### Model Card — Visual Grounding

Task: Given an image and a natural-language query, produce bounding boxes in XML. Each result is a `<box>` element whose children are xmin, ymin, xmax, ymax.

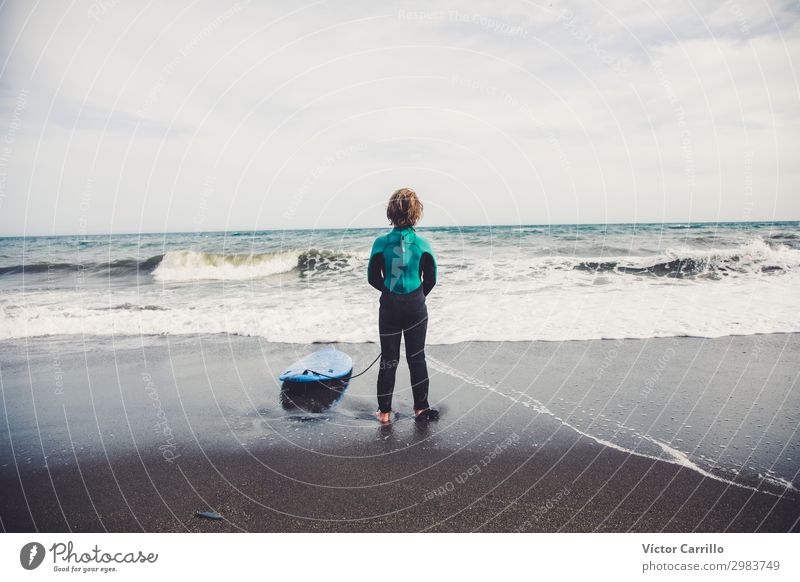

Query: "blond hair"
<box><xmin>386</xmin><ymin>188</ymin><xmax>423</xmax><ymax>227</ymax></box>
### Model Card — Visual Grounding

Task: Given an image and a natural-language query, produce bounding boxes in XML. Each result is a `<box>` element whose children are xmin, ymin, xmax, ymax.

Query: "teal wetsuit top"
<box><xmin>367</xmin><ymin>226</ymin><xmax>437</xmax><ymax>295</ymax></box>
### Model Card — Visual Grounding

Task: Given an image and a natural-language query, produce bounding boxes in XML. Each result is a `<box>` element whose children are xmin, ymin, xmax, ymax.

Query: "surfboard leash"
<box><xmin>304</xmin><ymin>352</ymin><xmax>382</xmax><ymax>380</ymax></box>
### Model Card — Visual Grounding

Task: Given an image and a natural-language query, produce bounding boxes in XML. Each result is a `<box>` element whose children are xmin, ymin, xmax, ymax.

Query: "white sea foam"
<box><xmin>152</xmin><ymin>250</ymin><xmax>299</xmax><ymax>281</ymax></box>
<box><xmin>1</xmin><ymin>266</ymin><xmax>799</xmax><ymax>342</ymax></box>
<box><xmin>659</xmin><ymin>237</ymin><xmax>800</xmax><ymax>272</ymax></box>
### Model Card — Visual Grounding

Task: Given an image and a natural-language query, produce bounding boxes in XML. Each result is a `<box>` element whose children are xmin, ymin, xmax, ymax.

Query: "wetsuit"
<box><xmin>367</xmin><ymin>226</ymin><xmax>437</xmax><ymax>413</ymax></box>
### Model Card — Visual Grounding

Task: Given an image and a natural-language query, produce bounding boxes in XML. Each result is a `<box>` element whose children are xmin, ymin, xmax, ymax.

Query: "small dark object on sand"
<box><xmin>195</xmin><ymin>511</ymin><xmax>224</xmax><ymax>521</ymax></box>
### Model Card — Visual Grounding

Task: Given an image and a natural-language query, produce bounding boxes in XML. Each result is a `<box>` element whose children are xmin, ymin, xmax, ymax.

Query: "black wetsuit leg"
<box><xmin>377</xmin><ymin>297</ymin><xmax>402</xmax><ymax>413</ymax></box>
<box><xmin>403</xmin><ymin>302</ymin><xmax>430</xmax><ymax>411</ymax></box>
<box><xmin>376</xmin><ymin>287</ymin><xmax>430</xmax><ymax>413</ymax></box>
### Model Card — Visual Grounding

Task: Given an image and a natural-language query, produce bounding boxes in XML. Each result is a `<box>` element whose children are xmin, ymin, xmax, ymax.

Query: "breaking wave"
<box><xmin>0</xmin><ymin>249</ymin><xmax>365</xmax><ymax>282</ymax></box>
<box><xmin>0</xmin><ymin>256</ymin><xmax>164</xmax><ymax>277</ymax></box>
<box><xmin>151</xmin><ymin>248</ymin><xmax>363</xmax><ymax>281</ymax></box>
<box><xmin>575</xmin><ymin>238</ymin><xmax>800</xmax><ymax>279</ymax></box>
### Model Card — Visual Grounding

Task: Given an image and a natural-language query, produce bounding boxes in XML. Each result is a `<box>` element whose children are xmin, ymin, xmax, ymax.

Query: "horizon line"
<box><xmin>1</xmin><ymin>218</ymin><xmax>799</xmax><ymax>239</ymax></box>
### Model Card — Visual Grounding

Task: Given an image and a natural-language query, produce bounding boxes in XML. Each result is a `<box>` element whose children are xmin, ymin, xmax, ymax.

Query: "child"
<box><xmin>368</xmin><ymin>188</ymin><xmax>439</xmax><ymax>424</ymax></box>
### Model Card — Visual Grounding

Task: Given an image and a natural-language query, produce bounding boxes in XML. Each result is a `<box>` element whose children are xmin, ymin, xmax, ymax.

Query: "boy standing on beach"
<box><xmin>367</xmin><ymin>188</ymin><xmax>439</xmax><ymax>424</ymax></box>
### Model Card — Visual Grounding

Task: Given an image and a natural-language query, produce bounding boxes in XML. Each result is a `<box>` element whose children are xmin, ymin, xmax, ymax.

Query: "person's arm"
<box><xmin>368</xmin><ymin>252</ymin><xmax>385</xmax><ymax>292</ymax></box>
<box><xmin>420</xmin><ymin>252</ymin><xmax>436</xmax><ymax>296</ymax></box>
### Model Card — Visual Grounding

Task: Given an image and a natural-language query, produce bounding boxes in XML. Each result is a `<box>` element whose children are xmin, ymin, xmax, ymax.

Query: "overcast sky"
<box><xmin>0</xmin><ymin>0</ymin><xmax>798</xmax><ymax>235</ymax></box>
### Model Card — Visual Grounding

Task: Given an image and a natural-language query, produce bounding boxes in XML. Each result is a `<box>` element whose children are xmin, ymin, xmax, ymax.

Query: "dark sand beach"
<box><xmin>1</xmin><ymin>334</ymin><xmax>798</xmax><ymax>532</ymax></box>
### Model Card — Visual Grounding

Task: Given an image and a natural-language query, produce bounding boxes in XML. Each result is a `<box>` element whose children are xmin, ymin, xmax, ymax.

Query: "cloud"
<box><xmin>0</xmin><ymin>0</ymin><xmax>797</xmax><ymax>235</ymax></box>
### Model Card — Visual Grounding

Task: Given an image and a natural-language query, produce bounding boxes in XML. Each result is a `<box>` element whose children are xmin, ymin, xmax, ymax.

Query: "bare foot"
<box><xmin>376</xmin><ymin>411</ymin><xmax>392</xmax><ymax>424</ymax></box>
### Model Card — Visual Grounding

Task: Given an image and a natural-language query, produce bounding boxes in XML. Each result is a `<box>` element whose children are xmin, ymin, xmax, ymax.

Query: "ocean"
<box><xmin>1</xmin><ymin>221</ymin><xmax>798</xmax><ymax>343</ymax></box>
<box><xmin>1</xmin><ymin>221</ymin><xmax>798</xmax><ymax>501</ymax></box>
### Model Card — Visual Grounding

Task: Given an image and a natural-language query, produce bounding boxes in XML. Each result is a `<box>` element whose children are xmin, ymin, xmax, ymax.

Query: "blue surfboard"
<box><xmin>279</xmin><ymin>348</ymin><xmax>353</xmax><ymax>383</ymax></box>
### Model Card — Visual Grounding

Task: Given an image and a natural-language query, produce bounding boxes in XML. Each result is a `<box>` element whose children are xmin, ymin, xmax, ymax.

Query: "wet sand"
<box><xmin>1</xmin><ymin>334</ymin><xmax>798</xmax><ymax>532</ymax></box>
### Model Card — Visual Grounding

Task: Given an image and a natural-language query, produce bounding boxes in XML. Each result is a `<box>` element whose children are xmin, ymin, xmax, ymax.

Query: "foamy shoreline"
<box><xmin>3</xmin><ymin>224</ymin><xmax>799</xmax><ymax>342</ymax></box>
